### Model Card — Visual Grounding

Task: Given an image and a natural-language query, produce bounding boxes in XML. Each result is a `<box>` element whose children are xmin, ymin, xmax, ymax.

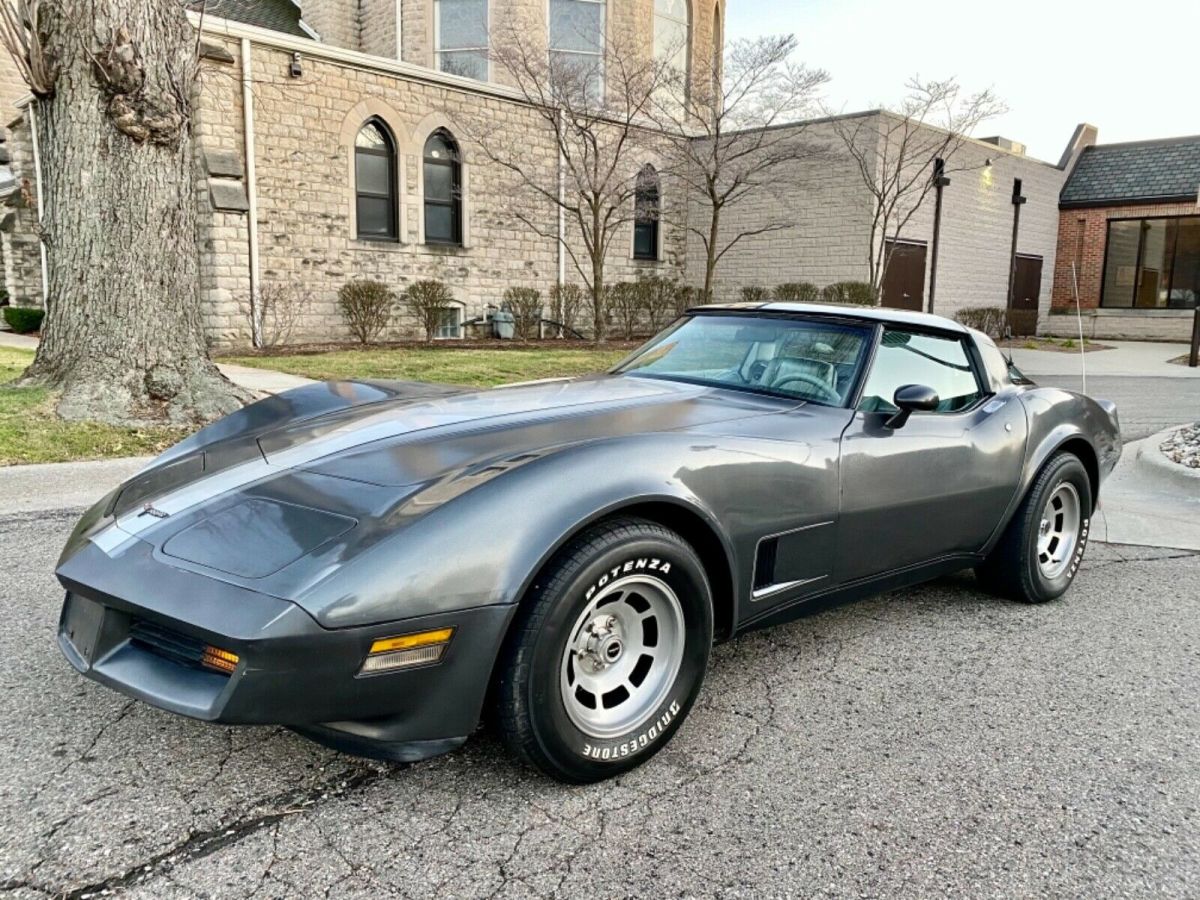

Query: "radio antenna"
<box><xmin>1071</xmin><ymin>262</ymin><xmax>1087</xmax><ymax>396</ymax></box>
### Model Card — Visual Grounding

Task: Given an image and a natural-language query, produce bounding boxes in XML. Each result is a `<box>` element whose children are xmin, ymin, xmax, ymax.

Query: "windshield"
<box><xmin>614</xmin><ymin>314</ymin><xmax>873</xmax><ymax>407</ymax></box>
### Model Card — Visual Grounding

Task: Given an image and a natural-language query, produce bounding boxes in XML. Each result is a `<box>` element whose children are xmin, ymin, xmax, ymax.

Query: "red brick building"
<box><xmin>1047</xmin><ymin>135</ymin><xmax>1200</xmax><ymax>341</ymax></box>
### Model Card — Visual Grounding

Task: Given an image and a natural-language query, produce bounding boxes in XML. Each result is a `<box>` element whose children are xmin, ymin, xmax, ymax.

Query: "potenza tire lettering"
<box><xmin>52</xmin><ymin>305</ymin><xmax>1120</xmax><ymax>782</ymax></box>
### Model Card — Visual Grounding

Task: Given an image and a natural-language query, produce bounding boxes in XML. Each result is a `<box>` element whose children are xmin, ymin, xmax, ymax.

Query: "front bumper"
<box><xmin>57</xmin><ymin>538</ymin><xmax>515</xmax><ymax>760</ymax></box>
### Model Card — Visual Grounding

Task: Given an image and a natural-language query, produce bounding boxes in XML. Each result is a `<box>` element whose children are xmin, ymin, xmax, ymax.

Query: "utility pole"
<box><xmin>927</xmin><ymin>157</ymin><xmax>950</xmax><ymax>314</ymax></box>
<box><xmin>1006</xmin><ymin>177</ymin><xmax>1026</xmax><ymax>310</ymax></box>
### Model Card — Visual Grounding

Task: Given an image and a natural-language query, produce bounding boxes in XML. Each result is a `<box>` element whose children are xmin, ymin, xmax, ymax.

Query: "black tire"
<box><xmin>976</xmin><ymin>452</ymin><xmax>1093</xmax><ymax>603</ymax></box>
<box><xmin>496</xmin><ymin>517</ymin><xmax>713</xmax><ymax>783</ymax></box>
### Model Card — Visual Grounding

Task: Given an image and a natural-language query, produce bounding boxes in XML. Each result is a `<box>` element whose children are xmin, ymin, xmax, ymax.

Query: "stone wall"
<box><xmin>1</xmin><ymin>114</ymin><xmax>43</xmax><ymax>309</ymax></box>
<box><xmin>192</xmin><ymin>35</ymin><xmax>685</xmax><ymax>348</ymax></box>
<box><xmin>195</xmin><ymin>40</ymin><xmax>254</xmax><ymax>348</ymax></box>
<box><xmin>301</xmin><ymin>0</ymin><xmax>360</xmax><ymax>49</ymax></box>
<box><xmin>0</xmin><ymin>48</ymin><xmax>27</xmax><ymax>127</ymax></box>
<box><xmin>359</xmin><ymin>0</ymin><xmax>400</xmax><ymax>58</ymax></box>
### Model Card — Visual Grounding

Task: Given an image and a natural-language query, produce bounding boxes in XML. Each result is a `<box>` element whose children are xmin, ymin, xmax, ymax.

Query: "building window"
<box><xmin>633</xmin><ymin>164</ymin><xmax>660</xmax><ymax>261</ymax></box>
<box><xmin>435</xmin><ymin>306</ymin><xmax>463</xmax><ymax>339</ymax></box>
<box><xmin>1101</xmin><ymin>216</ymin><xmax>1200</xmax><ymax>309</ymax></box>
<box><xmin>355</xmin><ymin>119</ymin><xmax>397</xmax><ymax>241</ymax></box>
<box><xmin>423</xmin><ymin>130</ymin><xmax>463</xmax><ymax>246</ymax></box>
<box><xmin>549</xmin><ymin>0</ymin><xmax>605</xmax><ymax>100</ymax></box>
<box><xmin>654</xmin><ymin>0</ymin><xmax>691</xmax><ymax>84</ymax></box>
<box><xmin>435</xmin><ymin>0</ymin><xmax>489</xmax><ymax>81</ymax></box>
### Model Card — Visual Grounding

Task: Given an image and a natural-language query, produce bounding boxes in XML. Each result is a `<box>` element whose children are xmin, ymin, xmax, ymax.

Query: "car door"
<box><xmin>836</xmin><ymin>326</ymin><xmax>1028</xmax><ymax>583</ymax></box>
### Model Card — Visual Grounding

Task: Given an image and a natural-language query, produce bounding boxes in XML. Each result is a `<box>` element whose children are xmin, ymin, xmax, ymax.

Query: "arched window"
<box><xmin>355</xmin><ymin>119</ymin><xmax>397</xmax><ymax>241</ymax></box>
<box><xmin>633</xmin><ymin>164</ymin><xmax>660</xmax><ymax>261</ymax></box>
<box><xmin>435</xmin><ymin>0</ymin><xmax>489</xmax><ymax>81</ymax></box>
<box><xmin>654</xmin><ymin>0</ymin><xmax>691</xmax><ymax>83</ymax></box>
<box><xmin>549</xmin><ymin>0</ymin><xmax>606</xmax><ymax>100</ymax></box>
<box><xmin>423</xmin><ymin>130</ymin><xmax>462</xmax><ymax>246</ymax></box>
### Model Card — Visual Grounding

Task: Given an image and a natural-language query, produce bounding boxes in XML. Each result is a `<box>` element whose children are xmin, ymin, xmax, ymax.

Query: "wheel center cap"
<box><xmin>600</xmin><ymin>636</ymin><xmax>623</xmax><ymax>663</ymax></box>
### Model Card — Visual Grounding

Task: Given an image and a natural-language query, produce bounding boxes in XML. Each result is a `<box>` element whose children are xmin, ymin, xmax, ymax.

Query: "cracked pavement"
<box><xmin>2</xmin><ymin>511</ymin><xmax>1197</xmax><ymax>898</ymax></box>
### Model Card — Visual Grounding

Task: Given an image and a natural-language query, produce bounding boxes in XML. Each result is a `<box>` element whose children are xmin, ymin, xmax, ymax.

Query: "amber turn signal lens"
<box><xmin>369</xmin><ymin>628</ymin><xmax>455</xmax><ymax>655</ymax></box>
<box><xmin>201</xmin><ymin>645</ymin><xmax>240</xmax><ymax>674</ymax></box>
<box><xmin>361</xmin><ymin>627</ymin><xmax>455</xmax><ymax>675</ymax></box>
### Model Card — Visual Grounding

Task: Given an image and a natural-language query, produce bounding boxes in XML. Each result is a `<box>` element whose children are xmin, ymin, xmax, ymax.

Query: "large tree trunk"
<box><xmin>19</xmin><ymin>0</ymin><xmax>248</xmax><ymax>425</ymax></box>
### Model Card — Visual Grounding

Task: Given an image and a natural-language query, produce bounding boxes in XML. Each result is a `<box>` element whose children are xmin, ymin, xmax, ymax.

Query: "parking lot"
<box><xmin>2</xmin><ymin>509</ymin><xmax>1197</xmax><ymax>898</ymax></box>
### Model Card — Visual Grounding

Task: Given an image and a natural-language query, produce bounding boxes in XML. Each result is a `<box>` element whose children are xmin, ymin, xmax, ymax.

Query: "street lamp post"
<box><xmin>927</xmin><ymin>158</ymin><xmax>950</xmax><ymax>314</ymax></box>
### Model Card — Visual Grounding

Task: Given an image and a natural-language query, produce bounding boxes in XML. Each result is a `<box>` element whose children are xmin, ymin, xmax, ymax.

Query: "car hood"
<box><xmin>260</xmin><ymin>375</ymin><xmax>774</xmax><ymax>486</ymax></box>
<box><xmin>72</xmin><ymin>375</ymin><xmax>791</xmax><ymax>609</ymax></box>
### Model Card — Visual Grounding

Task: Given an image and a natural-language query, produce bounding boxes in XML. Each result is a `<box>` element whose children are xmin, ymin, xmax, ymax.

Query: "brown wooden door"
<box><xmin>881</xmin><ymin>240</ymin><xmax>927</xmax><ymax>311</ymax></box>
<box><xmin>1009</xmin><ymin>254</ymin><xmax>1042</xmax><ymax>335</ymax></box>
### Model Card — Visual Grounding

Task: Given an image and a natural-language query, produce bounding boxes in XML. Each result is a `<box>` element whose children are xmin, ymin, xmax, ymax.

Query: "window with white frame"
<box><xmin>549</xmin><ymin>0</ymin><xmax>605</xmax><ymax>101</ymax></box>
<box><xmin>436</xmin><ymin>0</ymin><xmax>489</xmax><ymax>81</ymax></box>
<box><xmin>435</xmin><ymin>306</ymin><xmax>463</xmax><ymax>339</ymax></box>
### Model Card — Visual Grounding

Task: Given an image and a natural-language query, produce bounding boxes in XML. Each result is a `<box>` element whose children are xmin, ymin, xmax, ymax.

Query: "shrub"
<box><xmin>608</xmin><ymin>282</ymin><xmax>646</xmax><ymax>341</ymax></box>
<box><xmin>3</xmin><ymin>306</ymin><xmax>44</xmax><ymax>334</ymax></box>
<box><xmin>740</xmin><ymin>286</ymin><xmax>770</xmax><ymax>303</ymax></box>
<box><xmin>338</xmin><ymin>279</ymin><xmax>395</xmax><ymax>344</ymax></box>
<box><xmin>953</xmin><ymin>306</ymin><xmax>1009</xmax><ymax>338</ymax></box>
<box><xmin>254</xmin><ymin>282</ymin><xmax>313</xmax><ymax>348</ymax></box>
<box><xmin>548</xmin><ymin>283</ymin><xmax>585</xmax><ymax>337</ymax></box>
<box><xmin>820</xmin><ymin>281</ymin><xmax>876</xmax><ymax>306</ymax></box>
<box><xmin>674</xmin><ymin>284</ymin><xmax>699</xmax><ymax>316</ymax></box>
<box><xmin>403</xmin><ymin>279</ymin><xmax>455</xmax><ymax>341</ymax></box>
<box><xmin>503</xmin><ymin>286</ymin><xmax>543</xmax><ymax>340</ymax></box>
<box><xmin>641</xmin><ymin>276</ymin><xmax>679</xmax><ymax>333</ymax></box>
<box><xmin>773</xmin><ymin>282</ymin><xmax>820</xmax><ymax>303</ymax></box>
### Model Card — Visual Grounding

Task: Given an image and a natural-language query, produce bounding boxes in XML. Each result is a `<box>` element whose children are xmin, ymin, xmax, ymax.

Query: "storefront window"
<box><xmin>1101</xmin><ymin>216</ymin><xmax>1200</xmax><ymax>309</ymax></box>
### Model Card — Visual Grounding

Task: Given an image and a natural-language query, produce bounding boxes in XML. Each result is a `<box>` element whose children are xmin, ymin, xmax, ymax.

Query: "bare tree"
<box><xmin>0</xmin><ymin>0</ymin><xmax>249</xmax><ymax>425</ymax></box>
<box><xmin>478</xmin><ymin>17</ymin><xmax>671</xmax><ymax>342</ymax></box>
<box><xmin>824</xmin><ymin>77</ymin><xmax>1006</xmax><ymax>298</ymax></box>
<box><xmin>655</xmin><ymin>35</ymin><xmax>829</xmax><ymax>301</ymax></box>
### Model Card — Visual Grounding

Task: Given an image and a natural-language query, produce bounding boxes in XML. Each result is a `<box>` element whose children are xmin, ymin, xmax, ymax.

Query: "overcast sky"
<box><xmin>726</xmin><ymin>0</ymin><xmax>1200</xmax><ymax>162</ymax></box>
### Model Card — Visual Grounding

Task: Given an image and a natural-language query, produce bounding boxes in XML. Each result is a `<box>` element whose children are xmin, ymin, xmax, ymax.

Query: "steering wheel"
<box><xmin>771</xmin><ymin>372</ymin><xmax>842</xmax><ymax>404</ymax></box>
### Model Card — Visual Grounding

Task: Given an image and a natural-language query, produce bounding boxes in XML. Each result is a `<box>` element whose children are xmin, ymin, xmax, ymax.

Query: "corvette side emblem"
<box><xmin>139</xmin><ymin>504</ymin><xmax>170</xmax><ymax>519</ymax></box>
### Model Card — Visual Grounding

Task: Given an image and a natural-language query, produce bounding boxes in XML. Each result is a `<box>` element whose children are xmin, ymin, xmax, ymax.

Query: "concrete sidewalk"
<box><xmin>1096</xmin><ymin>428</ymin><xmax>1200</xmax><ymax>552</ymax></box>
<box><xmin>1</xmin><ymin>331</ymin><xmax>314</xmax><ymax>396</ymax></box>
<box><xmin>1011</xmin><ymin>339</ymin><xmax>1199</xmax><ymax>378</ymax></box>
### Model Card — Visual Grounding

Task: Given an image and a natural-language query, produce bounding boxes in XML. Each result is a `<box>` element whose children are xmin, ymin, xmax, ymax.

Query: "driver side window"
<box><xmin>858</xmin><ymin>329</ymin><xmax>985</xmax><ymax>414</ymax></box>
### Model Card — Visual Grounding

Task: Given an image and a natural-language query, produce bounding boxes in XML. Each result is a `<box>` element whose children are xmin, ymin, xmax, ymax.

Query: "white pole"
<box><xmin>27</xmin><ymin>103</ymin><xmax>48</xmax><ymax>307</ymax></box>
<box><xmin>1071</xmin><ymin>262</ymin><xmax>1087</xmax><ymax>396</ymax></box>
<box><xmin>241</xmin><ymin>37</ymin><xmax>262</xmax><ymax>348</ymax></box>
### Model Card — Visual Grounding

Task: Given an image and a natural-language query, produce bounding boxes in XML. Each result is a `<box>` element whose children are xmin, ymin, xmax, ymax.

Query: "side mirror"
<box><xmin>885</xmin><ymin>384</ymin><xmax>939</xmax><ymax>429</ymax></box>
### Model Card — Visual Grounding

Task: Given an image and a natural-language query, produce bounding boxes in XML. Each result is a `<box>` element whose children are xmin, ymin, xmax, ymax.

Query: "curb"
<box><xmin>1134</xmin><ymin>426</ymin><xmax>1200</xmax><ymax>492</ymax></box>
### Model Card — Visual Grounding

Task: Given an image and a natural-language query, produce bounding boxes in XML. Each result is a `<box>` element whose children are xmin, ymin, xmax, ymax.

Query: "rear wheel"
<box><xmin>496</xmin><ymin>517</ymin><xmax>713</xmax><ymax>783</ymax></box>
<box><xmin>976</xmin><ymin>452</ymin><xmax>1093</xmax><ymax>603</ymax></box>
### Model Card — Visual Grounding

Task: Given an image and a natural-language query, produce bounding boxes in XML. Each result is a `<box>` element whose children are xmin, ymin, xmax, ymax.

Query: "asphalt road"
<box><xmin>2</xmin><ymin>512</ymin><xmax>1198</xmax><ymax>898</ymax></box>
<box><xmin>1021</xmin><ymin>374</ymin><xmax>1200</xmax><ymax>442</ymax></box>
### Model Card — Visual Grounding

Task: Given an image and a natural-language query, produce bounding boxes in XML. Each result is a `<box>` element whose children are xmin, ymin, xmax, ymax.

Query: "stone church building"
<box><xmin>0</xmin><ymin>0</ymin><xmax>722</xmax><ymax>348</ymax></box>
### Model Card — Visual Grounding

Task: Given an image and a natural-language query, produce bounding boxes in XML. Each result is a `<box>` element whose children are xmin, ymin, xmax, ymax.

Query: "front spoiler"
<box><xmin>56</xmin><ymin>538</ymin><xmax>516</xmax><ymax>761</ymax></box>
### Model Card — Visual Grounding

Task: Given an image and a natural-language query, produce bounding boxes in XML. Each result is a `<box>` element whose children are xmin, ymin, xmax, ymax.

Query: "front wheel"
<box><xmin>976</xmin><ymin>452</ymin><xmax>1093</xmax><ymax>603</ymax></box>
<box><xmin>496</xmin><ymin>517</ymin><xmax>713</xmax><ymax>783</ymax></box>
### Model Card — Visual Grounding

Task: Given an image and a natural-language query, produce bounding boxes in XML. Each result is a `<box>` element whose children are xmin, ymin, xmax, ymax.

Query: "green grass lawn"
<box><xmin>0</xmin><ymin>347</ymin><xmax>188</xmax><ymax>465</ymax></box>
<box><xmin>223</xmin><ymin>346</ymin><xmax>630</xmax><ymax>388</ymax></box>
